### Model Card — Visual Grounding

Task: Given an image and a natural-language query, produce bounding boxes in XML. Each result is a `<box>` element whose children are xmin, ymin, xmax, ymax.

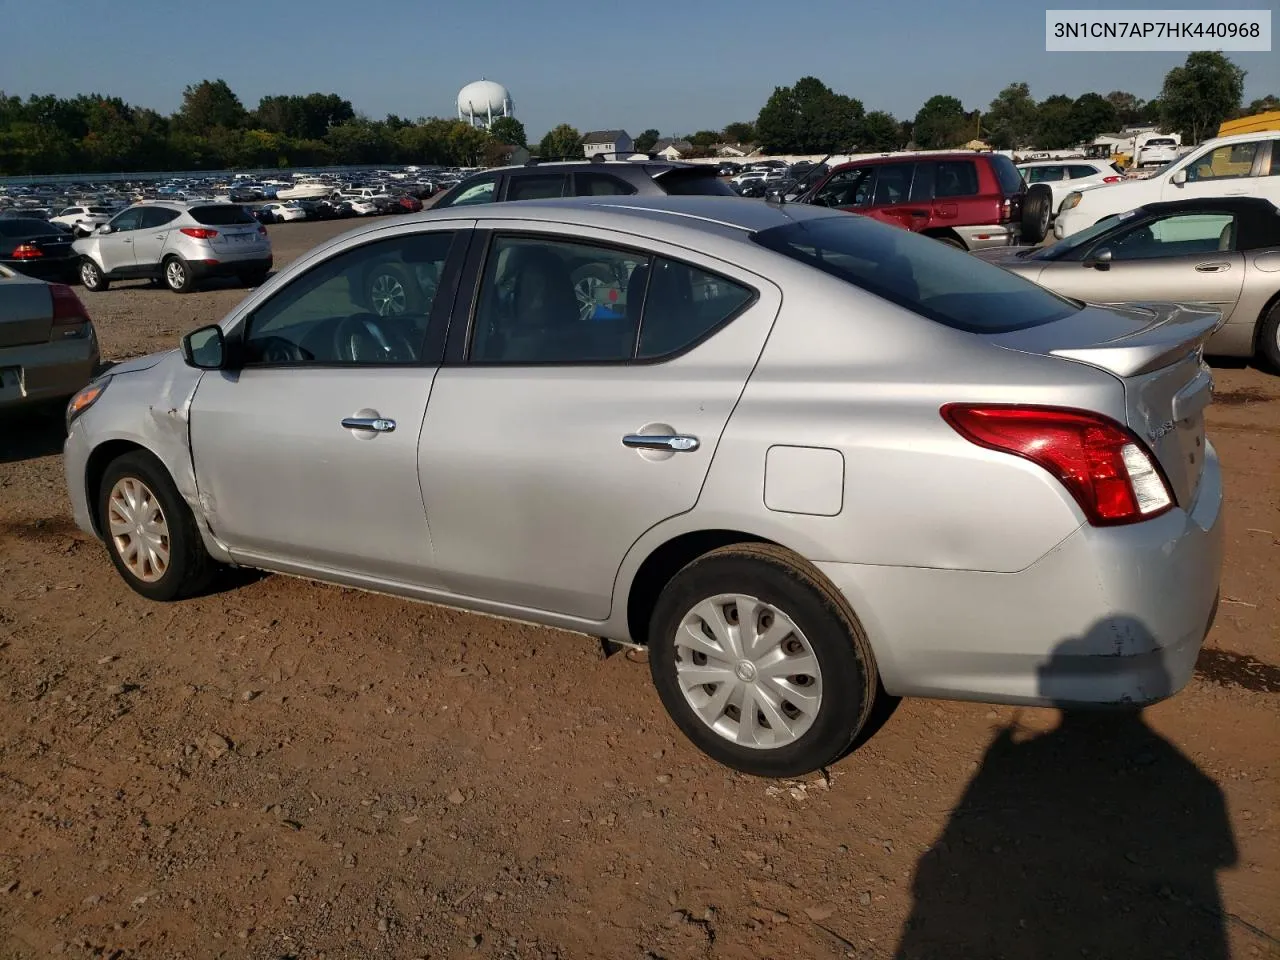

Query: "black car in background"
<box><xmin>0</xmin><ymin>217</ymin><xmax>79</xmax><ymax>283</ymax></box>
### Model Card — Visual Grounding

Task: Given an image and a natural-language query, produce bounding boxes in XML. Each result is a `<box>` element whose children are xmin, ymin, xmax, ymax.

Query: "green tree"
<box><xmin>985</xmin><ymin>83</ymin><xmax>1039</xmax><ymax>149</ymax></box>
<box><xmin>859</xmin><ymin>110</ymin><xmax>900</xmax><ymax>151</ymax></box>
<box><xmin>756</xmin><ymin>77</ymin><xmax>861</xmax><ymax>154</ymax></box>
<box><xmin>1243</xmin><ymin>94</ymin><xmax>1279</xmax><ymax>116</ymax></box>
<box><xmin>489</xmin><ymin>116</ymin><xmax>527</xmax><ymax>147</ymax></box>
<box><xmin>913</xmin><ymin>95</ymin><xmax>968</xmax><ymax>149</ymax></box>
<box><xmin>1068</xmin><ymin>92</ymin><xmax>1117</xmax><ymax>144</ymax></box>
<box><xmin>689</xmin><ymin>129</ymin><xmax>721</xmax><ymax>148</ymax></box>
<box><xmin>537</xmin><ymin>123</ymin><xmax>581</xmax><ymax>159</ymax></box>
<box><xmin>176</xmin><ymin>79</ymin><xmax>247</xmax><ymax>135</ymax></box>
<box><xmin>1035</xmin><ymin>95</ymin><xmax>1076</xmax><ymax>149</ymax></box>
<box><xmin>1159</xmin><ymin>51</ymin><xmax>1245</xmax><ymax>144</ymax></box>
<box><xmin>1105</xmin><ymin>91</ymin><xmax>1144</xmax><ymax>127</ymax></box>
<box><xmin>633</xmin><ymin>128</ymin><xmax>660</xmax><ymax>152</ymax></box>
<box><xmin>722</xmin><ymin>120</ymin><xmax>756</xmax><ymax>143</ymax></box>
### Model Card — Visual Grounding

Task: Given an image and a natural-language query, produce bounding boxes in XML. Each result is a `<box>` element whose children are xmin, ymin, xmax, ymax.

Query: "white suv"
<box><xmin>51</xmin><ymin>205</ymin><xmax>114</xmax><ymax>236</ymax></box>
<box><xmin>1017</xmin><ymin>160</ymin><xmax>1124</xmax><ymax>214</ymax></box>
<box><xmin>73</xmin><ymin>202</ymin><xmax>273</xmax><ymax>293</ymax></box>
<box><xmin>1055</xmin><ymin>131</ymin><xmax>1280</xmax><ymax>239</ymax></box>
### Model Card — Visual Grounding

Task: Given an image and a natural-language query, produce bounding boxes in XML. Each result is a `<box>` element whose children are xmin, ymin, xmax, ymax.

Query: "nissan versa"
<box><xmin>63</xmin><ymin>196</ymin><xmax>1223</xmax><ymax>778</ymax></box>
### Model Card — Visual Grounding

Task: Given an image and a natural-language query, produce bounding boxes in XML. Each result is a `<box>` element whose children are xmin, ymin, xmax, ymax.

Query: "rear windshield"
<box><xmin>0</xmin><ymin>219</ymin><xmax>61</xmax><ymax>237</ymax></box>
<box><xmin>989</xmin><ymin>154</ymin><xmax>1026</xmax><ymax>195</ymax></box>
<box><xmin>189</xmin><ymin>205</ymin><xmax>257</xmax><ymax>226</ymax></box>
<box><xmin>752</xmin><ymin>216</ymin><xmax>1079</xmax><ymax>334</ymax></box>
<box><xmin>653</xmin><ymin>168</ymin><xmax>735</xmax><ymax>196</ymax></box>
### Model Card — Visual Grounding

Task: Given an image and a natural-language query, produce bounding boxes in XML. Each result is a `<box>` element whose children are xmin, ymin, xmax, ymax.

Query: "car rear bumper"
<box><xmin>818</xmin><ymin>440</ymin><xmax>1223</xmax><ymax>708</ymax></box>
<box><xmin>952</xmin><ymin>224</ymin><xmax>1019</xmax><ymax>251</ymax></box>
<box><xmin>188</xmin><ymin>255</ymin><xmax>272</xmax><ymax>279</ymax></box>
<box><xmin>1</xmin><ymin>257</ymin><xmax>80</xmax><ymax>285</ymax></box>
<box><xmin>0</xmin><ymin>328</ymin><xmax>99</xmax><ymax>410</ymax></box>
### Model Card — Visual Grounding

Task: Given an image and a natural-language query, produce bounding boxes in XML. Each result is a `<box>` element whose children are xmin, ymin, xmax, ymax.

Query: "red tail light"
<box><xmin>258</xmin><ymin>225</ymin><xmax>268</xmax><ymax>237</ymax></box>
<box><xmin>180</xmin><ymin>227</ymin><xmax>218</xmax><ymax>239</ymax></box>
<box><xmin>49</xmin><ymin>283</ymin><xmax>90</xmax><ymax>325</ymax></box>
<box><xmin>941</xmin><ymin>404</ymin><xmax>1174</xmax><ymax>526</ymax></box>
<box><xmin>1102</xmin><ymin>175</ymin><xmax>1122</xmax><ymax>183</ymax></box>
<box><xmin>11</xmin><ymin>243</ymin><xmax>42</xmax><ymax>259</ymax></box>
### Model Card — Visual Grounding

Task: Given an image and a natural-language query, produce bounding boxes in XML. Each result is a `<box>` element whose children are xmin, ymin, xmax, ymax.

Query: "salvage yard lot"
<box><xmin>1</xmin><ymin>217</ymin><xmax>1277</xmax><ymax>959</ymax></box>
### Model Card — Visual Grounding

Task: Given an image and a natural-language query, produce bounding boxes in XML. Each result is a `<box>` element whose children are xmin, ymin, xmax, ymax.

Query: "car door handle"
<box><xmin>1195</xmin><ymin>262</ymin><xmax>1230</xmax><ymax>273</ymax></box>
<box><xmin>623</xmin><ymin>434</ymin><xmax>699</xmax><ymax>452</ymax></box>
<box><xmin>341</xmin><ymin>417</ymin><xmax>396</xmax><ymax>432</ymax></box>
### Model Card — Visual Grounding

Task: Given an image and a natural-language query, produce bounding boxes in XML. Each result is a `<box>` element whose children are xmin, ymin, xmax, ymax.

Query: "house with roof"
<box><xmin>712</xmin><ymin>142</ymin><xmax>759</xmax><ymax>158</ymax></box>
<box><xmin>651</xmin><ymin>138</ymin><xmax>694</xmax><ymax>160</ymax></box>
<box><xmin>581</xmin><ymin>129</ymin><xmax>633</xmax><ymax>158</ymax></box>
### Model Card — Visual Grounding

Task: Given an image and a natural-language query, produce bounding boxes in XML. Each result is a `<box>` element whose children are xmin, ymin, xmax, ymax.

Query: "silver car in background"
<box><xmin>62</xmin><ymin>197</ymin><xmax>1223</xmax><ymax>777</ymax></box>
<box><xmin>73</xmin><ymin>201</ymin><xmax>273</xmax><ymax>293</ymax></box>
<box><xmin>0</xmin><ymin>267</ymin><xmax>98</xmax><ymax>410</ymax></box>
<box><xmin>976</xmin><ymin>196</ymin><xmax>1280</xmax><ymax>369</ymax></box>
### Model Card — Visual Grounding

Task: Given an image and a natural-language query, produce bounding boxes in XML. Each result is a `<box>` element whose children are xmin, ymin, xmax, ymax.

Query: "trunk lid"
<box><xmin>0</xmin><ymin>271</ymin><xmax>54</xmax><ymax>347</ymax></box>
<box><xmin>988</xmin><ymin>301</ymin><xmax>1221</xmax><ymax>509</ymax></box>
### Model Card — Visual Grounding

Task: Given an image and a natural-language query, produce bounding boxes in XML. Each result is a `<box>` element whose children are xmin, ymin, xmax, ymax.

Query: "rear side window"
<box><xmin>1023</xmin><ymin>166</ymin><xmax>1064</xmax><ymax>183</ymax></box>
<box><xmin>989</xmin><ymin>155</ymin><xmax>1025</xmax><ymax>196</ymax></box>
<box><xmin>508</xmin><ymin>174</ymin><xmax>568</xmax><ymax>201</ymax></box>
<box><xmin>1068</xmin><ymin>165</ymin><xmax>1102</xmax><ymax>179</ymax></box>
<box><xmin>871</xmin><ymin>163</ymin><xmax>914</xmax><ymax>205</ymax></box>
<box><xmin>141</xmin><ymin>207</ymin><xmax>180</xmax><ymax>228</ymax></box>
<box><xmin>637</xmin><ymin>258</ymin><xmax>754</xmax><ymax>358</ymax></box>
<box><xmin>934</xmin><ymin>161</ymin><xmax>979</xmax><ymax>198</ymax></box>
<box><xmin>654</xmin><ymin>169</ymin><xmax>735</xmax><ymax>196</ymax></box>
<box><xmin>189</xmin><ymin>205</ymin><xmax>255</xmax><ymax>226</ymax></box>
<box><xmin>752</xmin><ymin>215</ymin><xmax>1078</xmax><ymax>334</ymax></box>
<box><xmin>574</xmin><ymin>173</ymin><xmax>637</xmax><ymax>196</ymax></box>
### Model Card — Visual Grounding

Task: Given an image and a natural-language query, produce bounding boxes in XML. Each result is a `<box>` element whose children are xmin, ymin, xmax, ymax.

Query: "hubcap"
<box><xmin>575</xmin><ymin>277</ymin><xmax>603</xmax><ymax>322</ymax></box>
<box><xmin>82</xmin><ymin>262</ymin><xmax>98</xmax><ymax>284</ymax></box>
<box><xmin>673</xmin><ymin>594</ymin><xmax>823</xmax><ymax>749</ymax></box>
<box><xmin>166</xmin><ymin>261</ymin><xmax>184</xmax><ymax>288</ymax></box>
<box><xmin>370</xmin><ymin>273</ymin><xmax>406</xmax><ymax>316</ymax></box>
<box><xmin>107</xmin><ymin>477</ymin><xmax>170</xmax><ymax>583</ymax></box>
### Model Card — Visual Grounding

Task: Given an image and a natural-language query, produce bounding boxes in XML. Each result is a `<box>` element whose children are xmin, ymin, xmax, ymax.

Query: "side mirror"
<box><xmin>181</xmin><ymin>324</ymin><xmax>226</xmax><ymax>369</ymax></box>
<box><xmin>1086</xmin><ymin>247</ymin><xmax>1113</xmax><ymax>270</ymax></box>
<box><xmin>97</xmin><ymin>224</ymin><xmax>113</xmax><ymax>235</ymax></box>
<box><xmin>1171</xmin><ymin>169</ymin><xmax>1187</xmax><ymax>186</ymax></box>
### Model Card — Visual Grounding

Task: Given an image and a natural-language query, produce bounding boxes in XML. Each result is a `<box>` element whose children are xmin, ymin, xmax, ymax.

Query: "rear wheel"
<box><xmin>363</xmin><ymin>262</ymin><xmax>424</xmax><ymax>317</ymax></box>
<box><xmin>647</xmin><ymin>544</ymin><xmax>878</xmax><ymax>778</ymax></box>
<box><xmin>1021</xmin><ymin>184</ymin><xmax>1052</xmax><ymax>244</ymax></box>
<box><xmin>97</xmin><ymin>451</ymin><xmax>215</xmax><ymax>601</ymax></box>
<box><xmin>1258</xmin><ymin>301</ymin><xmax>1280</xmax><ymax>372</ymax></box>
<box><xmin>238</xmin><ymin>269</ymin><xmax>270</xmax><ymax>287</ymax></box>
<box><xmin>163</xmin><ymin>256</ymin><xmax>194</xmax><ymax>293</ymax></box>
<box><xmin>934</xmin><ymin>235</ymin><xmax>966</xmax><ymax>251</ymax></box>
<box><xmin>79</xmin><ymin>258</ymin><xmax>109</xmax><ymax>292</ymax></box>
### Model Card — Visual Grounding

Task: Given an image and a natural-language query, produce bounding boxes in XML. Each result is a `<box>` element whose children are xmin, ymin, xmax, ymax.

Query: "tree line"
<box><xmin>1</xmin><ymin>53</ymin><xmax>1274</xmax><ymax>176</ymax></box>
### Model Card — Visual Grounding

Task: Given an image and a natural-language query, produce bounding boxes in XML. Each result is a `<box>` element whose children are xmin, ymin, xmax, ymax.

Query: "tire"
<box><xmin>238</xmin><ymin>269</ymin><xmax>270</xmax><ymax>288</ymax></box>
<box><xmin>1258</xmin><ymin>300</ymin><xmax>1280</xmax><ymax>373</ymax></box>
<box><xmin>647</xmin><ymin>543</ymin><xmax>878</xmax><ymax>778</ymax></box>
<box><xmin>79</xmin><ymin>258</ymin><xmax>109</xmax><ymax>292</ymax></box>
<box><xmin>934</xmin><ymin>236</ymin><xmax>967</xmax><ymax>251</ymax></box>
<box><xmin>1021</xmin><ymin>185</ymin><xmax>1052</xmax><ymax>244</ymax></box>
<box><xmin>162</xmin><ymin>256</ymin><xmax>194</xmax><ymax>293</ymax></box>
<box><xmin>363</xmin><ymin>262</ymin><xmax>424</xmax><ymax>317</ymax></box>
<box><xmin>96</xmin><ymin>450</ymin><xmax>215</xmax><ymax>602</ymax></box>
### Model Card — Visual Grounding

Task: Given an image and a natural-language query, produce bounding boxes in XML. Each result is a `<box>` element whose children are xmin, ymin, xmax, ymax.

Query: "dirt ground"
<box><xmin>1</xmin><ymin>217</ymin><xmax>1277</xmax><ymax>960</ymax></box>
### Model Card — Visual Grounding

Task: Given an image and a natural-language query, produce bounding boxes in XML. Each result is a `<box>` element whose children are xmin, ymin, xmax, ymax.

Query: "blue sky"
<box><xmin>0</xmin><ymin>0</ymin><xmax>1274</xmax><ymax>138</ymax></box>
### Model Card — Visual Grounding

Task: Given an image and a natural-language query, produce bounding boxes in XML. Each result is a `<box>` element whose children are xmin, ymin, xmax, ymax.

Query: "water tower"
<box><xmin>457</xmin><ymin>79</ymin><xmax>513</xmax><ymax>130</ymax></box>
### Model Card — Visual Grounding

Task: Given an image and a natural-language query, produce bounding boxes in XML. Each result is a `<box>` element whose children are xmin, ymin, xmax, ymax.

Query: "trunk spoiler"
<box><xmin>1044</xmin><ymin>302</ymin><xmax>1224</xmax><ymax>378</ymax></box>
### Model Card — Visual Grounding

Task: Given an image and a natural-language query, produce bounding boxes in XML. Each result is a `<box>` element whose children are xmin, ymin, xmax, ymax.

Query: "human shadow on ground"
<box><xmin>894</xmin><ymin>619</ymin><xmax>1240</xmax><ymax>960</ymax></box>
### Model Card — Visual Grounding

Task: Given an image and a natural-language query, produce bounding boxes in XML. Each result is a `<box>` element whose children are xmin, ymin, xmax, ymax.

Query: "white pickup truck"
<box><xmin>1055</xmin><ymin>130</ymin><xmax>1280</xmax><ymax>239</ymax></box>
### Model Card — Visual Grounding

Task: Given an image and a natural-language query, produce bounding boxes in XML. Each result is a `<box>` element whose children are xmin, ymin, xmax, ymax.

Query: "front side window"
<box><xmin>468</xmin><ymin>235</ymin><xmax>753</xmax><ymax>364</ymax></box>
<box><xmin>934</xmin><ymin>161</ymin><xmax>980</xmax><ymax>198</ymax></box>
<box><xmin>753</xmin><ymin>215</ymin><xmax>1078</xmax><ymax>334</ymax></box>
<box><xmin>814</xmin><ymin>167</ymin><xmax>873</xmax><ymax>207</ymax></box>
<box><xmin>1187</xmin><ymin>142</ymin><xmax>1260</xmax><ymax>181</ymax></box>
<box><xmin>442</xmin><ymin>176</ymin><xmax>497</xmax><ymax>207</ymax></box>
<box><xmin>243</xmin><ymin>231</ymin><xmax>456</xmax><ymax>366</ymax></box>
<box><xmin>109</xmin><ymin>208</ymin><xmax>144</xmax><ymax>232</ymax></box>
<box><xmin>507</xmin><ymin>174</ymin><xmax>568</xmax><ymax>201</ymax></box>
<box><xmin>1105</xmin><ymin>212</ymin><xmax>1237</xmax><ymax>261</ymax></box>
<box><xmin>871</xmin><ymin>163</ymin><xmax>915</xmax><ymax>205</ymax></box>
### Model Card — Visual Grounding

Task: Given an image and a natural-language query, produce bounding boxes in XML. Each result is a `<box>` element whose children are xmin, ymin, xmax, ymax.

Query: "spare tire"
<box><xmin>1021</xmin><ymin>185</ymin><xmax>1052</xmax><ymax>244</ymax></box>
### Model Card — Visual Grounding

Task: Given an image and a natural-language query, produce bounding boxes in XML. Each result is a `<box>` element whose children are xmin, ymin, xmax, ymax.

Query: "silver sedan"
<box><xmin>976</xmin><ymin>197</ymin><xmax>1280</xmax><ymax>369</ymax></box>
<box><xmin>63</xmin><ymin>196</ymin><xmax>1223</xmax><ymax>777</ymax></box>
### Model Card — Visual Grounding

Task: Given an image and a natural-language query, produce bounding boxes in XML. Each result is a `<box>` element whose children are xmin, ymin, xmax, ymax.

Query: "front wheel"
<box><xmin>648</xmin><ymin>544</ymin><xmax>878</xmax><ymax>778</ymax></box>
<box><xmin>97</xmin><ymin>451</ymin><xmax>215</xmax><ymax>601</ymax></box>
<box><xmin>163</xmin><ymin>256</ymin><xmax>194</xmax><ymax>293</ymax></box>
<box><xmin>79</xmin><ymin>258</ymin><xmax>109</xmax><ymax>292</ymax></box>
<box><xmin>1258</xmin><ymin>300</ymin><xmax>1280</xmax><ymax>373</ymax></box>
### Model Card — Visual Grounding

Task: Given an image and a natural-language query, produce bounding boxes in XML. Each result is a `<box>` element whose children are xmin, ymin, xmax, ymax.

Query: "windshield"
<box><xmin>754</xmin><ymin>215</ymin><xmax>1079</xmax><ymax>334</ymax></box>
<box><xmin>1026</xmin><ymin>210</ymin><xmax>1131</xmax><ymax>260</ymax></box>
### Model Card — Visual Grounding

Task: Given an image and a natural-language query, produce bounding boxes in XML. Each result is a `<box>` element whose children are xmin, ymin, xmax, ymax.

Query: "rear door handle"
<box><xmin>1195</xmin><ymin>262</ymin><xmax>1230</xmax><ymax>273</ymax></box>
<box><xmin>341</xmin><ymin>417</ymin><xmax>396</xmax><ymax>432</ymax></box>
<box><xmin>623</xmin><ymin>434</ymin><xmax>699</xmax><ymax>452</ymax></box>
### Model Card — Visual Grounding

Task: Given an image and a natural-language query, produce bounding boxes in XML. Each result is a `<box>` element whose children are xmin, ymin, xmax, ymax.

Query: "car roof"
<box><xmin>1017</xmin><ymin>159</ymin><xmax>1104</xmax><ymax>167</ymax></box>
<box><xmin>1140</xmin><ymin>197</ymin><xmax>1279</xmax><ymax>216</ymax></box>
<box><xmin>828</xmin><ymin>152</ymin><xmax>998</xmax><ymax>173</ymax></box>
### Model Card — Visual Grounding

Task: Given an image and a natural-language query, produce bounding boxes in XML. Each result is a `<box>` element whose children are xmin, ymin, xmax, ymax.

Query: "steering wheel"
<box><xmin>333</xmin><ymin>313</ymin><xmax>417</xmax><ymax>363</ymax></box>
<box><xmin>252</xmin><ymin>335</ymin><xmax>309</xmax><ymax>364</ymax></box>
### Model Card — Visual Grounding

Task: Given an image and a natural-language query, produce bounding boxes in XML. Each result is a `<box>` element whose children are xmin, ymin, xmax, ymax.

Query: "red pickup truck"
<box><xmin>793</xmin><ymin>152</ymin><xmax>1027</xmax><ymax>251</ymax></box>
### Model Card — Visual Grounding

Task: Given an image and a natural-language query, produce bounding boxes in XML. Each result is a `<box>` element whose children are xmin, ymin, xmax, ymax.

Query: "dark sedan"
<box><xmin>0</xmin><ymin>218</ymin><xmax>79</xmax><ymax>283</ymax></box>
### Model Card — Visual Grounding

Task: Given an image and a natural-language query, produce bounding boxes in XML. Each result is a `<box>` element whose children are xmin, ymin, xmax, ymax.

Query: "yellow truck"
<box><xmin>1218</xmin><ymin>111</ymin><xmax>1280</xmax><ymax>137</ymax></box>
